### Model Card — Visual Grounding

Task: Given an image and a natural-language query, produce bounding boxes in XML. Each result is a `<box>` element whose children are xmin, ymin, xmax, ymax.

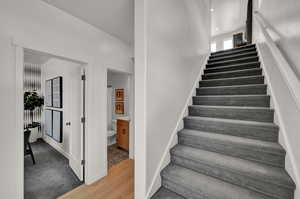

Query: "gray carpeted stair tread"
<box><xmin>199</xmin><ymin>75</ymin><xmax>264</xmax><ymax>87</ymax></box>
<box><xmin>170</xmin><ymin>145</ymin><xmax>295</xmax><ymax>199</ymax></box>
<box><xmin>197</xmin><ymin>84</ymin><xmax>267</xmax><ymax>96</ymax></box>
<box><xmin>204</xmin><ymin>62</ymin><xmax>260</xmax><ymax>74</ymax></box>
<box><xmin>184</xmin><ymin>116</ymin><xmax>278</xmax><ymax>142</ymax></box>
<box><xmin>210</xmin><ymin>47</ymin><xmax>257</xmax><ymax>59</ymax></box>
<box><xmin>178</xmin><ymin>129</ymin><xmax>284</xmax><ymax>156</ymax></box>
<box><xmin>211</xmin><ymin>44</ymin><xmax>256</xmax><ymax>56</ymax></box>
<box><xmin>190</xmin><ymin>104</ymin><xmax>272</xmax><ymax>110</ymax></box>
<box><xmin>207</xmin><ymin>56</ymin><xmax>259</xmax><ymax>68</ymax></box>
<box><xmin>203</xmin><ymin>68</ymin><xmax>262</xmax><ymax>80</ymax></box>
<box><xmin>209</xmin><ymin>51</ymin><xmax>258</xmax><ymax>63</ymax></box>
<box><xmin>188</xmin><ymin>104</ymin><xmax>274</xmax><ymax>122</ymax></box>
<box><xmin>178</xmin><ymin>129</ymin><xmax>285</xmax><ymax>167</ymax></box>
<box><xmin>171</xmin><ymin>145</ymin><xmax>295</xmax><ymax>188</ymax></box>
<box><xmin>161</xmin><ymin>164</ymin><xmax>274</xmax><ymax>199</ymax></box>
<box><xmin>151</xmin><ymin>188</ymin><xmax>185</xmax><ymax>199</ymax></box>
<box><xmin>185</xmin><ymin>116</ymin><xmax>277</xmax><ymax>127</ymax></box>
<box><xmin>193</xmin><ymin>94</ymin><xmax>270</xmax><ymax>107</ymax></box>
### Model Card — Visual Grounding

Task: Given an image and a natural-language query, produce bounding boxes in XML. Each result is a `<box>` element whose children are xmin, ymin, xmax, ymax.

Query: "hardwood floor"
<box><xmin>58</xmin><ymin>159</ymin><xmax>134</xmax><ymax>199</ymax></box>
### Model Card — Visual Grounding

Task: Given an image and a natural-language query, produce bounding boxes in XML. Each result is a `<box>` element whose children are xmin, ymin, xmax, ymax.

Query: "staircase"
<box><xmin>152</xmin><ymin>44</ymin><xmax>296</xmax><ymax>199</ymax></box>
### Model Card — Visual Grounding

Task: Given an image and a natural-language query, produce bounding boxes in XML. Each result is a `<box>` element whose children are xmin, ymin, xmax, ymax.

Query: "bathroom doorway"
<box><xmin>106</xmin><ymin>69</ymin><xmax>134</xmax><ymax>169</ymax></box>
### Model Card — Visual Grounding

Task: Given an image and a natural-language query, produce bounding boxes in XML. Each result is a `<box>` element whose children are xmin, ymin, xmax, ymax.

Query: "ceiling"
<box><xmin>41</xmin><ymin>0</ymin><xmax>134</xmax><ymax>45</ymax></box>
<box><xmin>211</xmin><ymin>0</ymin><xmax>248</xmax><ymax>37</ymax></box>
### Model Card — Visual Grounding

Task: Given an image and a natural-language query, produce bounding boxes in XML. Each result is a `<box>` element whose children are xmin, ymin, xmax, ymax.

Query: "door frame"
<box><xmin>14</xmin><ymin>40</ymin><xmax>89</xmax><ymax>198</ymax></box>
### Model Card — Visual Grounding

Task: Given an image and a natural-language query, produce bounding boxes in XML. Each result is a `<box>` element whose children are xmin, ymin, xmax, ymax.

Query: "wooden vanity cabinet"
<box><xmin>116</xmin><ymin>120</ymin><xmax>129</xmax><ymax>152</ymax></box>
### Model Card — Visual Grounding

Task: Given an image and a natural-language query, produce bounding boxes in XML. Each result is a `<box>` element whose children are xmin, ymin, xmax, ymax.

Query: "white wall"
<box><xmin>41</xmin><ymin>58</ymin><xmax>81</xmax><ymax>158</ymax></box>
<box><xmin>0</xmin><ymin>0</ymin><xmax>133</xmax><ymax>198</ymax></box>
<box><xmin>257</xmin><ymin>43</ymin><xmax>300</xmax><ymax>198</ymax></box>
<box><xmin>256</xmin><ymin>0</ymin><xmax>300</xmax><ymax>79</ymax></box>
<box><xmin>211</xmin><ymin>27</ymin><xmax>245</xmax><ymax>51</ymax></box>
<box><xmin>253</xmin><ymin>1</ymin><xmax>300</xmax><ymax>197</ymax></box>
<box><xmin>145</xmin><ymin>0</ymin><xmax>211</xmax><ymax>193</ymax></box>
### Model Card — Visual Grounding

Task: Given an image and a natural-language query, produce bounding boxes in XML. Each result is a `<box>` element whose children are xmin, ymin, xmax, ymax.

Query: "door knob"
<box><xmin>66</xmin><ymin>122</ymin><xmax>71</xmax><ymax>126</ymax></box>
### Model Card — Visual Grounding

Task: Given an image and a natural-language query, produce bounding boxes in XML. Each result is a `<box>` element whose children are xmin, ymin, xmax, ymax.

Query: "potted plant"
<box><xmin>24</xmin><ymin>91</ymin><xmax>44</xmax><ymax>143</ymax></box>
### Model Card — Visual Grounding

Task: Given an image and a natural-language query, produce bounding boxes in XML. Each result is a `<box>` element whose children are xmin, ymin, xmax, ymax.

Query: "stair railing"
<box><xmin>254</xmin><ymin>11</ymin><xmax>300</xmax><ymax>110</ymax></box>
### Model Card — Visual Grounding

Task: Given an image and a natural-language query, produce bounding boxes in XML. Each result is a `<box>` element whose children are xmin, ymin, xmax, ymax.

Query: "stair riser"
<box><xmin>171</xmin><ymin>155</ymin><xmax>292</xmax><ymax>199</ymax></box>
<box><xmin>183</xmin><ymin>118</ymin><xmax>278</xmax><ymax>142</ymax></box>
<box><xmin>193</xmin><ymin>96</ymin><xmax>270</xmax><ymax>107</ymax></box>
<box><xmin>196</xmin><ymin>85</ymin><xmax>267</xmax><ymax>96</ymax></box>
<box><xmin>204</xmin><ymin>63</ymin><xmax>260</xmax><ymax>74</ymax></box>
<box><xmin>207</xmin><ymin>57</ymin><xmax>259</xmax><ymax>68</ymax></box>
<box><xmin>162</xmin><ymin>177</ymin><xmax>274</xmax><ymax>199</ymax></box>
<box><xmin>199</xmin><ymin>76</ymin><xmax>264</xmax><ymax>87</ymax></box>
<box><xmin>208</xmin><ymin>52</ymin><xmax>258</xmax><ymax>63</ymax></box>
<box><xmin>151</xmin><ymin>188</ymin><xmax>185</xmax><ymax>199</ymax></box>
<box><xmin>188</xmin><ymin>106</ymin><xmax>274</xmax><ymax>122</ymax></box>
<box><xmin>211</xmin><ymin>47</ymin><xmax>256</xmax><ymax>59</ymax></box>
<box><xmin>162</xmin><ymin>179</ymin><xmax>201</xmax><ymax>199</ymax></box>
<box><xmin>203</xmin><ymin>69</ymin><xmax>262</xmax><ymax>80</ymax></box>
<box><xmin>178</xmin><ymin>135</ymin><xmax>284</xmax><ymax>167</ymax></box>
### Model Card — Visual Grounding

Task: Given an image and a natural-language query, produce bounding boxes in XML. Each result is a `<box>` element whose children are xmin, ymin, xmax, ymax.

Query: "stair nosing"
<box><xmin>207</xmin><ymin>56</ymin><xmax>259</xmax><ymax>66</ymax></box>
<box><xmin>193</xmin><ymin>94</ymin><xmax>269</xmax><ymax>98</ymax></box>
<box><xmin>197</xmin><ymin>84</ymin><xmax>266</xmax><ymax>90</ymax></box>
<box><xmin>189</xmin><ymin>105</ymin><xmax>273</xmax><ymax>110</ymax></box>
<box><xmin>171</xmin><ymin>145</ymin><xmax>295</xmax><ymax>189</ymax></box>
<box><xmin>203</xmin><ymin>67</ymin><xmax>262</xmax><ymax>77</ymax></box>
<box><xmin>184</xmin><ymin>116</ymin><xmax>278</xmax><ymax>127</ymax></box>
<box><xmin>211</xmin><ymin>44</ymin><xmax>256</xmax><ymax>55</ymax></box>
<box><xmin>200</xmin><ymin>75</ymin><xmax>264</xmax><ymax>82</ymax></box>
<box><xmin>208</xmin><ymin>56</ymin><xmax>259</xmax><ymax>65</ymax></box>
<box><xmin>205</xmin><ymin>62</ymin><xmax>260</xmax><ymax>72</ymax></box>
<box><xmin>178</xmin><ymin>129</ymin><xmax>284</xmax><ymax>155</ymax></box>
<box><xmin>209</xmin><ymin>51</ymin><xmax>258</xmax><ymax>62</ymax></box>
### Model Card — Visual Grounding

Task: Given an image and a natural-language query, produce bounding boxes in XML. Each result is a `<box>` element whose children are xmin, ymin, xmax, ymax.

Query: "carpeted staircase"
<box><xmin>152</xmin><ymin>44</ymin><xmax>296</xmax><ymax>199</ymax></box>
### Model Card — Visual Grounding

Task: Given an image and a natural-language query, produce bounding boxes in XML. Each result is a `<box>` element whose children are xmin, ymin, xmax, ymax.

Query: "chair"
<box><xmin>24</xmin><ymin>130</ymin><xmax>36</xmax><ymax>164</ymax></box>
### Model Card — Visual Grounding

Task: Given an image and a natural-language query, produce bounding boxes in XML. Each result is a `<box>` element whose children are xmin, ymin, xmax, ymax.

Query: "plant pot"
<box><xmin>28</xmin><ymin>127</ymin><xmax>40</xmax><ymax>143</ymax></box>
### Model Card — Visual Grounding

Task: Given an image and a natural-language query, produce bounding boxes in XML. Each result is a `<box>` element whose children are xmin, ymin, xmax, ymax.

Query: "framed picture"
<box><xmin>52</xmin><ymin>76</ymin><xmax>63</xmax><ymax>108</ymax></box>
<box><xmin>45</xmin><ymin>109</ymin><xmax>53</xmax><ymax>137</ymax></box>
<box><xmin>45</xmin><ymin>80</ymin><xmax>52</xmax><ymax>107</ymax></box>
<box><xmin>52</xmin><ymin>110</ymin><xmax>63</xmax><ymax>143</ymax></box>
<box><xmin>45</xmin><ymin>109</ymin><xmax>63</xmax><ymax>143</ymax></box>
<box><xmin>115</xmin><ymin>102</ymin><xmax>124</xmax><ymax>114</ymax></box>
<box><xmin>115</xmin><ymin>89</ymin><xmax>124</xmax><ymax>101</ymax></box>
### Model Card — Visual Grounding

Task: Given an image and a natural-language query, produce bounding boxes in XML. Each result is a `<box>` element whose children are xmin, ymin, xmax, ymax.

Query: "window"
<box><xmin>210</xmin><ymin>43</ymin><xmax>216</xmax><ymax>52</ymax></box>
<box><xmin>223</xmin><ymin>39</ymin><xmax>233</xmax><ymax>50</ymax></box>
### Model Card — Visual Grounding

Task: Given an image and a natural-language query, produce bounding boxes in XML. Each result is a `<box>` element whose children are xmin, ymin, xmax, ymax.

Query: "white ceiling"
<box><xmin>41</xmin><ymin>0</ymin><xmax>134</xmax><ymax>45</ymax></box>
<box><xmin>211</xmin><ymin>0</ymin><xmax>248</xmax><ymax>37</ymax></box>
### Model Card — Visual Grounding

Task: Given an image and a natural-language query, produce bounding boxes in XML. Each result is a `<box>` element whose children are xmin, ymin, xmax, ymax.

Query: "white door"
<box><xmin>69</xmin><ymin>68</ymin><xmax>83</xmax><ymax>181</ymax></box>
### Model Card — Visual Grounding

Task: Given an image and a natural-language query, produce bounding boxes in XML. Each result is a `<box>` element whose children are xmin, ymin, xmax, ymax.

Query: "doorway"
<box><xmin>106</xmin><ymin>69</ymin><xmax>133</xmax><ymax>169</ymax></box>
<box><xmin>22</xmin><ymin>49</ymin><xmax>87</xmax><ymax>199</ymax></box>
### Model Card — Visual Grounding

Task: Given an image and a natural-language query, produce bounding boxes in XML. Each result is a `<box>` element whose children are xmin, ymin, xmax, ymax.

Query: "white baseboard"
<box><xmin>146</xmin><ymin>54</ymin><xmax>209</xmax><ymax>198</ymax></box>
<box><xmin>42</xmin><ymin>136</ymin><xmax>70</xmax><ymax>159</ymax></box>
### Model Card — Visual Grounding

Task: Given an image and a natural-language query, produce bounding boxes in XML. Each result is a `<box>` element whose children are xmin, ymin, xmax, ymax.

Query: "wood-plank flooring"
<box><xmin>58</xmin><ymin>159</ymin><xmax>134</xmax><ymax>199</ymax></box>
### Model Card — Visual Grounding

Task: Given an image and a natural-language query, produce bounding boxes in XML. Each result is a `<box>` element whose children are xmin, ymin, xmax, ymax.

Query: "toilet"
<box><xmin>107</xmin><ymin>119</ymin><xmax>117</xmax><ymax>146</ymax></box>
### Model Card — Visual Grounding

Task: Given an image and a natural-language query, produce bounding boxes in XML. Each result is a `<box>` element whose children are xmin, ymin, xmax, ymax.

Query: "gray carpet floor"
<box><xmin>24</xmin><ymin>139</ymin><xmax>82</xmax><ymax>199</ymax></box>
<box><xmin>107</xmin><ymin>144</ymin><xmax>129</xmax><ymax>168</ymax></box>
